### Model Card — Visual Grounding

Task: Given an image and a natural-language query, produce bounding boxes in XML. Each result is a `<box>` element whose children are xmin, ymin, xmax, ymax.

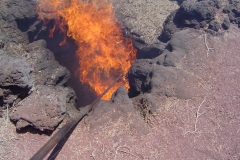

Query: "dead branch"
<box><xmin>204</xmin><ymin>34</ymin><xmax>214</xmax><ymax>56</ymax></box>
<box><xmin>184</xmin><ymin>96</ymin><xmax>206</xmax><ymax>135</ymax></box>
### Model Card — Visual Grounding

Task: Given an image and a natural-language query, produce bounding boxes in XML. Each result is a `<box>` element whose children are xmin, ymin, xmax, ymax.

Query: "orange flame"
<box><xmin>38</xmin><ymin>0</ymin><xmax>136</xmax><ymax>100</ymax></box>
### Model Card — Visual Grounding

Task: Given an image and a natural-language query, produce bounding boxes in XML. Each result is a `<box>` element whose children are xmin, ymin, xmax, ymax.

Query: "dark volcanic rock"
<box><xmin>174</xmin><ymin>0</ymin><xmax>186</xmax><ymax>5</ymax></box>
<box><xmin>222</xmin><ymin>17</ymin><xmax>231</xmax><ymax>30</ymax></box>
<box><xmin>0</xmin><ymin>0</ymin><xmax>36</xmax><ymax>23</ymax></box>
<box><xmin>181</xmin><ymin>0</ymin><xmax>218</xmax><ymax>22</ymax></box>
<box><xmin>0</xmin><ymin>35</ymin><xmax>4</xmax><ymax>49</ymax></box>
<box><xmin>171</xmin><ymin>28</ymin><xmax>200</xmax><ymax>47</ymax></box>
<box><xmin>85</xmin><ymin>86</ymin><xmax>150</xmax><ymax>135</ymax></box>
<box><xmin>159</xmin><ymin>10</ymin><xmax>180</xmax><ymax>43</ymax></box>
<box><xmin>0</xmin><ymin>0</ymin><xmax>81</xmax><ymax>133</ymax></box>
<box><xmin>10</xmin><ymin>85</ymin><xmax>76</xmax><ymax>131</ymax></box>
<box><xmin>0</xmin><ymin>0</ymin><xmax>37</xmax><ymax>44</ymax></box>
<box><xmin>131</xmin><ymin>29</ymin><xmax>205</xmax><ymax>99</ymax></box>
<box><xmin>208</xmin><ymin>20</ymin><xmax>221</xmax><ymax>31</ymax></box>
<box><xmin>128</xmin><ymin>59</ymin><xmax>154</xmax><ymax>96</ymax></box>
<box><xmin>0</xmin><ymin>0</ymin><xmax>75</xmax><ymax>131</ymax></box>
<box><xmin>26</xmin><ymin>40</ymin><xmax>70</xmax><ymax>86</ymax></box>
<box><xmin>111</xmin><ymin>86</ymin><xmax>132</xmax><ymax>105</ymax></box>
<box><xmin>0</xmin><ymin>50</ymin><xmax>33</xmax><ymax>110</ymax></box>
<box><xmin>159</xmin><ymin>0</ymin><xmax>235</xmax><ymax>42</ymax></box>
<box><xmin>0</xmin><ymin>51</ymin><xmax>32</xmax><ymax>88</ymax></box>
<box><xmin>158</xmin><ymin>29</ymin><xmax>205</xmax><ymax>97</ymax></box>
<box><xmin>133</xmin><ymin>40</ymin><xmax>164</xmax><ymax>59</ymax></box>
<box><xmin>0</xmin><ymin>19</ymin><xmax>29</xmax><ymax>44</ymax></box>
<box><xmin>223</xmin><ymin>0</ymin><xmax>240</xmax><ymax>27</ymax></box>
<box><xmin>150</xmin><ymin>65</ymin><xmax>203</xmax><ymax>99</ymax></box>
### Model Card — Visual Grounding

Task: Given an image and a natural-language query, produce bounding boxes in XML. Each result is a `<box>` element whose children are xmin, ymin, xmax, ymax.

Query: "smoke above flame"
<box><xmin>37</xmin><ymin>0</ymin><xmax>136</xmax><ymax>100</ymax></box>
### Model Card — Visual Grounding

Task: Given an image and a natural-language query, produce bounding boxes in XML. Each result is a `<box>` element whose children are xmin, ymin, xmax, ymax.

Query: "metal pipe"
<box><xmin>30</xmin><ymin>74</ymin><xmax>123</xmax><ymax>160</ymax></box>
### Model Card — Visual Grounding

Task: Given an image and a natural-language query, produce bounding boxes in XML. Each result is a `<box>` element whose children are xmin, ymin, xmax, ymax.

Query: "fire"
<box><xmin>37</xmin><ymin>0</ymin><xmax>136</xmax><ymax>99</ymax></box>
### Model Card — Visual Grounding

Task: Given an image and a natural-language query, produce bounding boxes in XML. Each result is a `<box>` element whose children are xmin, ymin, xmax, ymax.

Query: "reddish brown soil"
<box><xmin>1</xmin><ymin>26</ymin><xmax>240</xmax><ymax>160</ymax></box>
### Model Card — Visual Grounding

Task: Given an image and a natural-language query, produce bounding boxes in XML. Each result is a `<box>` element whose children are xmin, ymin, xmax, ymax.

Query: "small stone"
<box><xmin>208</xmin><ymin>21</ymin><xmax>221</xmax><ymax>32</ymax></box>
<box><xmin>0</xmin><ymin>36</ymin><xmax>4</xmax><ymax>49</ymax></box>
<box><xmin>200</xmin><ymin>21</ymin><xmax>208</xmax><ymax>28</ymax></box>
<box><xmin>0</xmin><ymin>41</ymin><xmax>4</xmax><ymax>49</ymax></box>
<box><xmin>236</xmin><ymin>17</ymin><xmax>240</xmax><ymax>27</ymax></box>
<box><xmin>222</xmin><ymin>18</ymin><xmax>231</xmax><ymax>30</ymax></box>
<box><xmin>223</xmin><ymin>7</ymin><xmax>230</xmax><ymax>14</ymax></box>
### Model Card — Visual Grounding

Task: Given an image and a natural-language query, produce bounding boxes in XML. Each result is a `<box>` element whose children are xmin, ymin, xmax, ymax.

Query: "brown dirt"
<box><xmin>1</xmin><ymin>26</ymin><xmax>240</xmax><ymax>159</ymax></box>
<box><xmin>111</xmin><ymin>0</ymin><xmax>179</xmax><ymax>44</ymax></box>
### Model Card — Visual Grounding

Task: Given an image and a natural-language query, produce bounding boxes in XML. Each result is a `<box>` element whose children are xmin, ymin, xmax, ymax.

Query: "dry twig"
<box><xmin>204</xmin><ymin>34</ymin><xmax>214</xmax><ymax>56</ymax></box>
<box><xmin>114</xmin><ymin>145</ymin><xmax>142</xmax><ymax>160</ymax></box>
<box><xmin>184</xmin><ymin>97</ymin><xmax>206</xmax><ymax>135</ymax></box>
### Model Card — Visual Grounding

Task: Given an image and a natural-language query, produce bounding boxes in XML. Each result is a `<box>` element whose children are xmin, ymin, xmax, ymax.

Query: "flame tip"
<box><xmin>38</xmin><ymin>0</ymin><xmax>136</xmax><ymax>100</ymax></box>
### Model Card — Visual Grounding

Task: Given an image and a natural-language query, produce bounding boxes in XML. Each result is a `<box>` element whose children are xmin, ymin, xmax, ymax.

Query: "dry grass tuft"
<box><xmin>0</xmin><ymin>108</ymin><xmax>19</xmax><ymax>159</ymax></box>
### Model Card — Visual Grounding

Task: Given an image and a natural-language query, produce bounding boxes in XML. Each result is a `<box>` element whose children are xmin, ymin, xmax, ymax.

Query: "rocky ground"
<box><xmin>0</xmin><ymin>0</ymin><xmax>240</xmax><ymax>159</ymax></box>
<box><xmin>0</xmin><ymin>0</ymin><xmax>78</xmax><ymax>131</ymax></box>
